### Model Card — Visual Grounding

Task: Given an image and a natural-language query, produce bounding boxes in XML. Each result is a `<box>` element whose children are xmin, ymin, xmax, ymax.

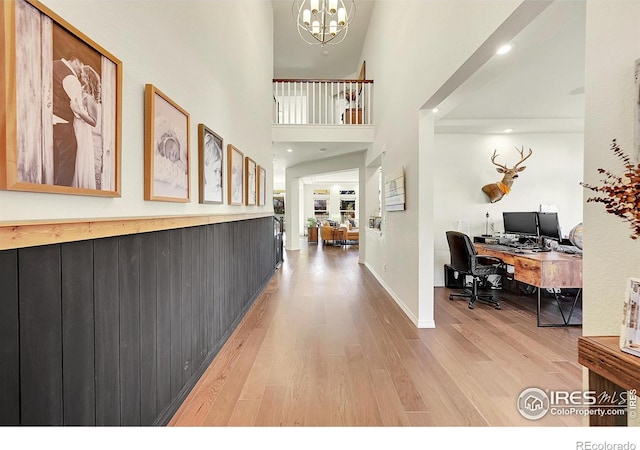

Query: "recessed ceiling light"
<box><xmin>504</xmin><ymin>128</ymin><xmax>513</xmax><ymax>133</ymax></box>
<box><xmin>286</xmin><ymin>148</ymin><xmax>293</xmax><ymax>153</ymax></box>
<box><xmin>432</xmin><ymin>108</ymin><xmax>439</xmax><ymax>113</ymax></box>
<box><xmin>496</xmin><ymin>43</ymin><xmax>513</xmax><ymax>55</ymax></box>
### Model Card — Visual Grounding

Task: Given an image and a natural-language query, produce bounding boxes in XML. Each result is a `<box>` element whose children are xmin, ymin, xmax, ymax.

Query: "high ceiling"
<box><xmin>273</xmin><ymin>0</ymin><xmax>375</xmax><ymax>79</ymax></box>
<box><xmin>271</xmin><ymin>1</ymin><xmax>586</xmax><ymax>185</ymax></box>
<box><xmin>272</xmin><ymin>0</ymin><xmax>374</xmax><ymax>185</ymax></box>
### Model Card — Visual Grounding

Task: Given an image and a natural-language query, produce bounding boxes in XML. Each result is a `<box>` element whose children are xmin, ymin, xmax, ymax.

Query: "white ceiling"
<box><xmin>433</xmin><ymin>0</ymin><xmax>586</xmax><ymax>134</ymax></box>
<box><xmin>271</xmin><ymin>0</ymin><xmax>586</xmax><ymax>185</ymax></box>
<box><xmin>273</xmin><ymin>0</ymin><xmax>375</xmax><ymax>79</ymax></box>
<box><xmin>301</xmin><ymin>169</ymin><xmax>360</xmax><ymax>184</ymax></box>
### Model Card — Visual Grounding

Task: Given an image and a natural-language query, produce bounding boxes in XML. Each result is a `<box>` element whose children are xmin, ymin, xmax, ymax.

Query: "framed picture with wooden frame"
<box><xmin>227</xmin><ymin>144</ymin><xmax>244</xmax><ymax>205</ymax></box>
<box><xmin>257</xmin><ymin>165</ymin><xmax>266</xmax><ymax>206</ymax></box>
<box><xmin>144</xmin><ymin>83</ymin><xmax>190</xmax><ymax>202</ymax></box>
<box><xmin>0</xmin><ymin>0</ymin><xmax>122</xmax><ymax>196</ymax></box>
<box><xmin>245</xmin><ymin>156</ymin><xmax>257</xmax><ymax>206</ymax></box>
<box><xmin>197</xmin><ymin>124</ymin><xmax>223</xmax><ymax>204</ymax></box>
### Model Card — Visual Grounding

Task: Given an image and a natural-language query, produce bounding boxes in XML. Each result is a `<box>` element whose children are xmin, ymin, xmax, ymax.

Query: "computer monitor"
<box><xmin>537</xmin><ymin>211</ymin><xmax>562</xmax><ymax>241</ymax></box>
<box><xmin>503</xmin><ymin>212</ymin><xmax>538</xmax><ymax>236</ymax></box>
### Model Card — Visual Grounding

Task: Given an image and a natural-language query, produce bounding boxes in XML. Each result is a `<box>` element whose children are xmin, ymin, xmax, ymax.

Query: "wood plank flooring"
<box><xmin>169</xmin><ymin>241</ymin><xmax>584</xmax><ymax>427</ymax></box>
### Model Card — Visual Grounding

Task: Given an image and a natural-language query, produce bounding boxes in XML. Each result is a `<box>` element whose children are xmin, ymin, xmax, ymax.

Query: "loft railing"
<box><xmin>273</xmin><ymin>79</ymin><xmax>374</xmax><ymax>125</ymax></box>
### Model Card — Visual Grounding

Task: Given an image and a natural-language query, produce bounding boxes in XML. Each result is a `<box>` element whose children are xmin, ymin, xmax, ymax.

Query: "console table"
<box><xmin>578</xmin><ymin>336</ymin><xmax>640</xmax><ymax>426</ymax></box>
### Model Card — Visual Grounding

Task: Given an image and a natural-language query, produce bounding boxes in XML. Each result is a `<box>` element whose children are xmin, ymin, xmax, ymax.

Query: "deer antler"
<box><xmin>490</xmin><ymin>149</ymin><xmax>508</xmax><ymax>170</ymax></box>
<box><xmin>513</xmin><ymin>146</ymin><xmax>533</xmax><ymax>168</ymax></box>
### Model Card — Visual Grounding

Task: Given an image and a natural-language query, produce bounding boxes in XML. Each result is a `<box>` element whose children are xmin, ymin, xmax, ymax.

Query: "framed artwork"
<box><xmin>385</xmin><ymin>168</ymin><xmax>406</xmax><ymax>212</ymax></box>
<box><xmin>620</xmin><ymin>277</ymin><xmax>640</xmax><ymax>357</ymax></box>
<box><xmin>257</xmin><ymin>165</ymin><xmax>266</xmax><ymax>206</ymax></box>
<box><xmin>198</xmin><ymin>124</ymin><xmax>223</xmax><ymax>204</ymax></box>
<box><xmin>273</xmin><ymin>196</ymin><xmax>285</xmax><ymax>215</ymax></box>
<box><xmin>314</xmin><ymin>199</ymin><xmax>327</xmax><ymax>213</ymax></box>
<box><xmin>227</xmin><ymin>144</ymin><xmax>244</xmax><ymax>205</ymax></box>
<box><xmin>0</xmin><ymin>0</ymin><xmax>122</xmax><ymax>196</ymax></box>
<box><xmin>245</xmin><ymin>156</ymin><xmax>257</xmax><ymax>206</ymax></box>
<box><xmin>144</xmin><ymin>84</ymin><xmax>190</xmax><ymax>202</ymax></box>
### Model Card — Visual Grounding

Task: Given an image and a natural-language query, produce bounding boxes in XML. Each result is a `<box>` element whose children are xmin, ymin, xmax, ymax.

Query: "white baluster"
<box><xmin>304</xmin><ymin>81</ymin><xmax>310</xmax><ymax>124</ymax></box>
<box><xmin>367</xmin><ymin>83</ymin><xmax>372</xmax><ymax>124</ymax></box>
<box><xmin>331</xmin><ymin>82</ymin><xmax>334</xmax><ymax>125</ymax></box>
<box><xmin>287</xmin><ymin>81</ymin><xmax>291</xmax><ymax>124</ymax></box>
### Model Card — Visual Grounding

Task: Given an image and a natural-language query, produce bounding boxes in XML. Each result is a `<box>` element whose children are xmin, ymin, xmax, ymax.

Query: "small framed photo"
<box><xmin>227</xmin><ymin>144</ymin><xmax>244</xmax><ymax>205</ymax></box>
<box><xmin>314</xmin><ymin>199</ymin><xmax>327</xmax><ymax>213</ymax></box>
<box><xmin>273</xmin><ymin>196</ymin><xmax>285</xmax><ymax>215</ymax></box>
<box><xmin>257</xmin><ymin>165</ymin><xmax>266</xmax><ymax>206</ymax></box>
<box><xmin>1</xmin><ymin>0</ymin><xmax>122</xmax><ymax>196</ymax></box>
<box><xmin>620</xmin><ymin>277</ymin><xmax>640</xmax><ymax>357</ymax></box>
<box><xmin>245</xmin><ymin>156</ymin><xmax>257</xmax><ymax>206</ymax></box>
<box><xmin>144</xmin><ymin>84</ymin><xmax>190</xmax><ymax>202</ymax></box>
<box><xmin>198</xmin><ymin>124</ymin><xmax>223</xmax><ymax>204</ymax></box>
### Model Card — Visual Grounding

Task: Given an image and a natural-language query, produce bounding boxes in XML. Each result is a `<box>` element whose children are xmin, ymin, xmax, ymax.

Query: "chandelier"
<box><xmin>292</xmin><ymin>0</ymin><xmax>356</xmax><ymax>46</ymax></box>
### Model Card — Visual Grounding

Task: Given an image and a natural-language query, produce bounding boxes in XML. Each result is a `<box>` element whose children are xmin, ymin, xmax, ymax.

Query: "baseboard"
<box><xmin>364</xmin><ymin>262</ymin><xmax>435</xmax><ymax>328</ymax></box>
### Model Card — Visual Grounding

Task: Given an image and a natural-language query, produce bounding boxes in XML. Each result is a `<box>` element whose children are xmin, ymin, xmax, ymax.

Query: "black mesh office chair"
<box><xmin>445</xmin><ymin>231</ymin><xmax>503</xmax><ymax>310</ymax></box>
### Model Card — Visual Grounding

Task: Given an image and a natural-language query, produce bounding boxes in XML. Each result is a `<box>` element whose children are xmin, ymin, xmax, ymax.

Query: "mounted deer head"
<box><xmin>481</xmin><ymin>146</ymin><xmax>533</xmax><ymax>203</ymax></box>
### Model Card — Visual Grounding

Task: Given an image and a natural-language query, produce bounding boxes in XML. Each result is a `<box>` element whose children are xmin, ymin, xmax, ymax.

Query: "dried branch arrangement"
<box><xmin>581</xmin><ymin>139</ymin><xmax>640</xmax><ymax>239</ymax></box>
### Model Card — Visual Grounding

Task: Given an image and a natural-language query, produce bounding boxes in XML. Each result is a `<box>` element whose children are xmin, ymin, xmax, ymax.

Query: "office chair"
<box><xmin>445</xmin><ymin>231</ymin><xmax>503</xmax><ymax>310</ymax></box>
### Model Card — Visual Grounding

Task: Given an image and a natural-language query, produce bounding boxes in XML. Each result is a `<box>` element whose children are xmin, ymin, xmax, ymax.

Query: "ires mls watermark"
<box><xmin>517</xmin><ymin>387</ymin><xmax>637</xmax><ymax>420</ymax></box>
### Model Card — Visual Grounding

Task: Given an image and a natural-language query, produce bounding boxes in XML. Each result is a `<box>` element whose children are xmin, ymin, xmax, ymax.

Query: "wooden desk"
<box><xmin>578</xmin><ymin>336</ymin><xmax>640</xmax><ymax>426</ymax></box>
<box><xmin>475</xmin><ymin>243</ymin><xmax>582</xmax><ymax>326</ymax></box>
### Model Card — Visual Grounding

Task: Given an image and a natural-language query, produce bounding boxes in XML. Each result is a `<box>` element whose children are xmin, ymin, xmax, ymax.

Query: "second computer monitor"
<box><xmin>503</xmin><ymin>212</ymin><xmax>538</xmax><ymax>237</ymax></box>
<box><xmin>537</xmin><ymin>211</ymin><xmax>562</xmax><ymax>241</ymax></box>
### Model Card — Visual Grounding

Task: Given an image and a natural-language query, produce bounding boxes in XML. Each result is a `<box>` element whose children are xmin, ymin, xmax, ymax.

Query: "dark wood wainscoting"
<box><xmin>0</xmin><ymin>216</ymin><xmax>275</xmax><ymax>426</ymax></box>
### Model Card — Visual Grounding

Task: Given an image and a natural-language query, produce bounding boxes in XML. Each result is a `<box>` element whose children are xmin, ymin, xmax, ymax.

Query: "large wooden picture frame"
<box><xmin>144</xmin><ymin>84</ymin><xmax>190</xmax><ymax>202</ymax></box>
<box><xmin>257</xmin><ymin>165</ymin><xmax>266</xmax><ymax>206</ymax></box>
<box><xmin>227</xmin><ymin>144</ymin><xmax>244</xmax><ymax>205</ymax></box>
<box><xmin>0</xmin><ymin>0</ymin><xmax>122</xmax><ymax>196</ymax></box>
<box><xmin>245</xmin><ymin>156</ymin><xmax>257</xmax><ymax>206</ymax></box>
<box><xmin>198</xmin><ymin>123</ymin><xmax>223</xmax><ymax>204</ymax></box>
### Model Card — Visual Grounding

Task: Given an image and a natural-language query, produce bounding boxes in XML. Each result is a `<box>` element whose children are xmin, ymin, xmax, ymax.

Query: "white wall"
<box><xmin>285</xmin><ymin>151</ymin><xmax>366</xmax><ymax>263</ymax></box>
<box><xmin>433</xmin><ymin>133</ymin><xmax>584</xmax><ymax>285</ymax></box>
<box><xmin>1</xmin><ymin>0</ymin><xmax>274</xmax><ymax>222</ymax></box>
<box><xmin>359</xmin><ymin>1</ymin><xmax>521</xmax><ymax>327</ymax></box>
<box><xmin>303</xmin><ymin>182</ymin><xmax>359</xmax><ymax>225</ymax></box>
<box><xmin>583</xmin><ymin>2</ymin><xmax>640</xmax><ymax>337</ymax></box>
